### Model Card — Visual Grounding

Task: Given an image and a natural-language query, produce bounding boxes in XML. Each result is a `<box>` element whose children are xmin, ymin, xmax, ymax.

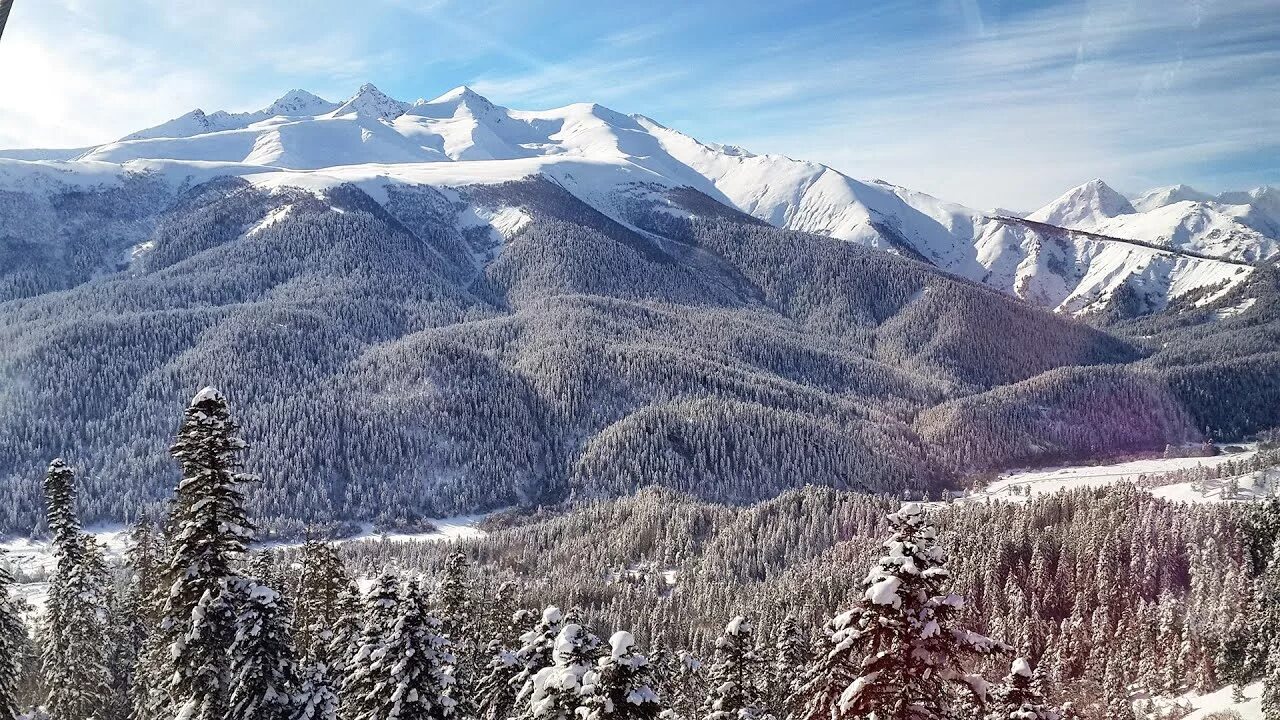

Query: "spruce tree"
<box><xmin>511</xmin><ymin>607</ymin><xmax>568</xmax><ymax>708</ymax></box>
<box><xmin>296</xmin><ymin>660</ymin><xmax>341</xmax><ymax>720</ymax></box>
<box><xmin>582</xmin><ymin>631</ymin><xmax>662</xmax><ymax>720</ymax></box>
<box><xmin>296</xmin><ymin>541</ymin><xmax>357</xmax><ymax>663</ymax></box>
<box><xmin>791</xmin><ymin>503</ymin><xmax>1005</xmax><ymax>720</ymax></box>
<box><xmin>522</xmin><ymin>623</ymin><xmax>600</xmax><ymax>720</ymax></box>
<box><xmin>341</xmin><ymin>573</ymin><xmax>404</xmax><ymax>720</ymax></box>
<box><xmin>771</xmin><ymin>614</ymin><xmax>808</xmax><ymax>716</ymax></box>
<box><xmin>0</xmin><ymin>551</ymin><xmax>25</xmax><ymax>720</ymax></box>
<box><xmin>40</xmin><ymin>459</ymin><xmax>113</xmax><ymax>720</ymax></box>
<box><xmin>147</xmin><ymin>388</ymin><xmax>256</xmax><ymax>720</ymax></box>
<box><xmin>226</xmin><ymin>579</ymin><xmax>299</xmax><ymax>720</ymax></box>
<box><xmin>990</xmin><ymin>658</ymin><xmax>1058</xmax><ymax>720</ymax></box>
<box><xmin>344</xmin><ymin>579</ymin><xmax>456</xmax><ymax>720</ymax></box>
<box><xmin>127</xmin><ymin>523</ymin><xmax>168</xmax><ymax>720</ymax></box>
<box><xmin>700</xmin><ymin>616</ymin><xmax>770</xmax><ymax>720</ymax></box>
<box><xmin>476</xmin><ymin>607</ymin><xmax>560</xmax><ymax>720</ymax></box>
<box><xmin>435</xmin><ymin>553</ymin><xmax>476</xmax><ymax>718</ymax></box>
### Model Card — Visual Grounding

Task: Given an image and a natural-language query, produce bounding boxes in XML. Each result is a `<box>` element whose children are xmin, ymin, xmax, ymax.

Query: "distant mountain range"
<box><xmin>2</xmin><ymin>83</ymin><xmax>1276</xmax><ymax>319</ymax></box>
<box><xmin>0</xmin><ymin>84</ymin><xmax>1276</xmax><ymax>533</ymax></box>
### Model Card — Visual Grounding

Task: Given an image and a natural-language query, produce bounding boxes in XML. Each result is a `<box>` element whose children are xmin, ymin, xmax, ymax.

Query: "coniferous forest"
<box><xmin>2</xmin><ymin>388</ymin><xmax>1279</xmax><ymax>720</ymax></box>
<box><xmin>1</xmin><ymin>3</ymin><xmax>1278</xmax><ymax>719</ymax></box>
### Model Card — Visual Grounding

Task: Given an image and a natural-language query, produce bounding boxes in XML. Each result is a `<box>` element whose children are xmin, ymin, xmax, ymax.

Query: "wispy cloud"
<box><xmin>0</xmin><ymin>0</ymin><xmax>1274</xmax><ymax>209</ymax></box>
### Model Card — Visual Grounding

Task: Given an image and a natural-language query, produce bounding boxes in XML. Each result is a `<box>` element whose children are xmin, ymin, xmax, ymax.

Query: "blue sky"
<box><xmin>0</xmin><ymin>0</ymin><xmax>1276</xmax><ymax>209</ymax></box>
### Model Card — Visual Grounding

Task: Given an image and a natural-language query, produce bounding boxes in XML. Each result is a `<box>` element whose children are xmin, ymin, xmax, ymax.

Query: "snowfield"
<box><xmin>954</xmin><ymin>446</ymin><xmax>1271</xmax><ymax>505</ymax></box>
<box><xmin>1142</xmin><ymin>680</ymin><xmax>1264</xmax><ymax>720</ymax></box>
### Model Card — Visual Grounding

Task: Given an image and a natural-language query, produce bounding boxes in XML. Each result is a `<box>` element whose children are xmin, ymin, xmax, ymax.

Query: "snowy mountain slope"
<box><xmin>120</xmin><ymin>89</ymin><xmax>341</xmax><ymax>141</ymax></box>
<box><xmin>1027</xmin><ymin>179</ymin><xmax>1136</xmax><ymax>227</ymax></box>
<box><xmin>2</xmin><ymin>83</ymin><xmax>1276</xmax><ymax>318</ymax></box>
<box><xmin>1131</xmin><ymin>184</ymin><xmax>1215</xmax><ymax>212</ymax></box>
<box><xmin>1031</xmin><ymin>180</ymin><xmax>1280</xmax><ymax>263</ymax></box>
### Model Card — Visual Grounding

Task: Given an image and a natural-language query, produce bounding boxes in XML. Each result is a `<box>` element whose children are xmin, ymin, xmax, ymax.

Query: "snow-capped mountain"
<box><xmin>1027</xmin><ymin>179</ymin><xmax>1136</xmax><ymax>228</ymax></box>
<box><xmin>1</xmin><ymin>83</ymin><xmax>1275</xmax><ymax>317</ymax></box>
<box><xmin>1131</xmin><ymin>184</ymin><xmax>1215</xmax><ymax>212</ymax></box>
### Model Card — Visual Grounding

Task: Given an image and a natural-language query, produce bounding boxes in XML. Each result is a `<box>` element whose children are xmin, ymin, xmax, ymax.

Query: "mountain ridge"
<box><xmin>0</xmin><ymin>83</ymin><xmax>1276</xmax><ymax>319</ymax></box>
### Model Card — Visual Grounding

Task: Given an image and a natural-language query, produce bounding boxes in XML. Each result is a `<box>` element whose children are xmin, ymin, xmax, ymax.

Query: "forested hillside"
<box><xmin>2</xmin><ymin>390</ymin><xmax>1278</xmax><ymax>720</ymax></box>
<box><xmin>0</xmin><ymin>173</ymin><xmax>1275</xmax><ymax>531</ymax></box>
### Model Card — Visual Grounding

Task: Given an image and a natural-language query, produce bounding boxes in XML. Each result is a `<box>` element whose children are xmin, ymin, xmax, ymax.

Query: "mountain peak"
<box><xmin>1027</xmin><ymin>178</ymin><xmax>1135</xmax><ymax>228</ymax></box>
<box><xmin>264</xmin><ymin>89</ymin><xmax>336</xmax><ymax>117</ymax></box>
<box><xmin>410</xmin><ymin>85</ymin><xmax>497</xmax><ymax>119</ymax></box>
<box><xmin>332</xmin><ymin>83</ymin><xmax>409</xmax><ymax>120</ymax></box>
<box><xmin>1131</xmin><ymin>183</ymin><xmax>1212</xmax><ymax>212</ymax></box>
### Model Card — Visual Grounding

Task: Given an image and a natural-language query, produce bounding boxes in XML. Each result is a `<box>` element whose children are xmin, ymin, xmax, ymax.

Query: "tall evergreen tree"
<box><xmin>296</xmin><ymin>660</ymin><xmax>341</xmax><ymax>720</ymax></box>
<box><xmin>341</xmin><ymin>573</ymin><xmax>404</xmax><ymax>720</ymax></box>
<box><xmin>522</xmin><ymin>623</ymin><xmax>600</xmax><ymax>720</ymax></box>
<box><xmin>146</xmin><ymin>388</ymin><xmax>256</xmax><ymax>720</ymax></box>
<box><xmin>770</xmin><ymin>615</ymin><xmax>809</xmax><ymax>716</ymax></box>
<box><xmin>226</xmin><ymin>579</ymin><xmax>299</xmax><ymax>720</ymax></box>
<box><xmin>295</xmin><ymin>541</ymin><xmax>357</xmax><ymax>664</ymax></box>
<box><xmin>435</xmin><ymin>553</ymin><xmax>476</xmax><ymax>719</ymax></box>
<box><xmin>344</xmin><ymin>579</ymin><xmax>455</xmax><ymax>720</ymax></box>
<box><xmin>700</xmin><ymin>617</ymin><xmax>770</xmax><ymax>720</ymax></box>
<box><xmin>989</xmin><ymin>658</ymin><xmax>1058</xmax><ymax>720</ymax></box>
<box><xmin>0</xmin><ymin>550</ymin><xmax>25</xmax><ymax>720</ymax></box>
<box><xmin>40</xmin><ymin>459</ymin><xmax>113</xmax><ymax>720</ymax></box>
<box><xmin>791</xmin><ymin>503</ymin><xmax>1004</xmax><ymax>720</ymax></box>
<box><xmin>582</xmin><ymin>631</ymin><xmax>662</xmax><ymax>720</ymax></box>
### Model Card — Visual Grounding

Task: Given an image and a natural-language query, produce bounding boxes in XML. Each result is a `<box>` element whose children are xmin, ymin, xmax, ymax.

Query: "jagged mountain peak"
<box><xmin>1027</xmin><ymin>178</ymin><xmax>1136</xmax><ymax>228</ymax></box>
<box><xmin>264</xmin><ymin>89</ymin><xmax>337</xmax><ymax>116</ymax></box>
<box><xmin>331</xmin><ymin>83</ymin><xmax>409</xmax><ymax>120</ymax></box>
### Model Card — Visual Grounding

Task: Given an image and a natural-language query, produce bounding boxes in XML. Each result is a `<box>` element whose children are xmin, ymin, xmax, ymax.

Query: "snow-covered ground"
<box><xmin>0</xmin><ymin>514</ymin><xmax>488</xmax><ymax>614</ymax></box>
<box><xmin>953</xmin><ymin>446</ymin><xmax>1271</xmax><ymax>505</ymax></box>
<box><xmin>1140</xmin><ymin>680</ymin><xmax>1264</xmax><ymax>720</ymax></box>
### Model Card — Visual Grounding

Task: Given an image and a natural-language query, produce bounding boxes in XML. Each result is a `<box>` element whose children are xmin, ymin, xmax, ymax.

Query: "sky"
<box><xmin>0</xmin><ymin>0</ymin><xmax>1276</xmax><ymax>210</ymax></box>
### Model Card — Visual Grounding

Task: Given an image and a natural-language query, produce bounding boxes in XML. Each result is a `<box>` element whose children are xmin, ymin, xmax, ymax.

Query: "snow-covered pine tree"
<box><xmin>791</xmin><ymin>502</ymin><xmax>1005</xmax><ymax>720</ymax></box>
<box><xmin>700</xmin><ymin>616</ymin><xmax>771</xmax><ymax>720</ymax></box>
<box><xmin>387</xmin><ymin>579</ymin><xmax>456</xmax><ymax>720</ymax></box>
<box><xmin>345</xmin><ymin>579</ymin><xmax>455</xmax><ymax>720</ymax></box>
<box><xmin>296</xmin><ymin>660</ymin><xmax>341</xmax><ymax>720</ymax></box>
<box><xmin>480</xmin><ymin>581</ymin><xmax>519</xmax><ymax>650</ymax></box>
<box><xmin>40</xmin><ymin>459</ymin><xmax>113</xmax><ymax>720</ymax></box>
<box><xmin>473</xmin><ymin>608</ymin><xmax>538</xmax><ymax>720</ymax></box>
<box><xmin>126</xmin><ymin>523</ymin><xmax>169</xmax><ymax>720</ymax></box>
<box><xmin>581</xmin><ymin>631</ymin><xmax>661</xmax><ymax>720</ymax></box>
<box><xmin>1255</xmin><ymin>542</ymin><xmax>1280</xmax><ymax>720</ymax></box>
<box><xmin>509</xmin><ymin>607</ymin><xmax>567</xmax><ymax>710</ymax></box>
<box><xmin>989</xmin><ymin>658</ymin><xmax>1057</xmax><ymax>720</ymax></box>
<box><xmin>435</xmin><ymin>553</ymin><xmax>476</xmax><ymax>718</ymax></box>
<box><xmin>522</xmin><ymin>623</ymin><xmax>601</xmax><ymax>720</ymax></box>
<box><xmin>662</xmin><ymin>650</ymin><xmax>705</xmax><ymax>720</ymax></box>
<box><xmin>325</xmin><ymin>585</ymin><xmax>365</xmax><ymax>674</ymax></box>
<box><xmin>436</xmin><ymin>553</ymin><xmax>474</xmax><ymax>644</ymax></box>
<box><xmin>295</xmin><ymin>541</ymin><xmax>357</xmax><ymax>663</ymax></box>
<box><xmin>770</xmin><ymin>615</ymin><xmax>808</xmax><ymax>716</ymax></box>
<box><xmin>0</xmin><ymin>550</ymin><xmax>25</xmax><ymax>720</ymax></box>
<box><xmin>340</xmin><ymin>573</ymin><xmax>404</xmax><ymax>720</ymax></box>
<box><xmin>1102</xmin><ymin>659</ymin><xmax>1133</xmax><ymax>720</ymax></box>
<box><xmin>226</xmin><ymin>579</ymin><xmax>299</xmax><ymax>720</ymax></box>
<box><xmin>146</xmin><ymin>388</ymin><xmax>256</xmax><ymax>720</ymax></box>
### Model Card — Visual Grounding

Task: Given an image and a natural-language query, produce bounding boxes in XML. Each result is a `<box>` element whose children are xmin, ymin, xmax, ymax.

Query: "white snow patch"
<box><xmin>950</xmin><ymin>446</ymin><xmax>1264</xmax><ymax>504</ymax></box>
<box><xmin>246</xmin><ymin>204</ymin><xmax>294</xmax><ymax>235</ymax></box>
